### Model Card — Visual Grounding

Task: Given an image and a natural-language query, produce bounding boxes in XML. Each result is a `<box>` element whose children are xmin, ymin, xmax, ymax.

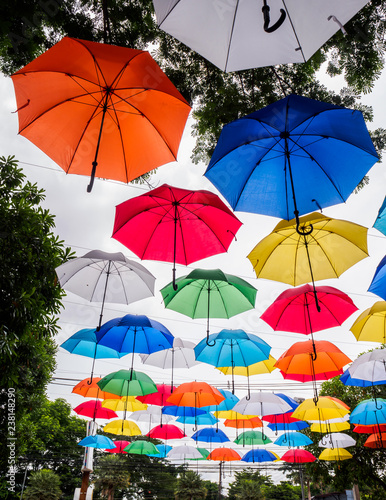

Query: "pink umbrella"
<box><xmin>73</xmin><ymin>400</ymin><xmax>118</xmax><ymax>420</ymax></box>
<box><xmin>280</xmin><ymin>449</ymin><xmax>316</xmax><ymax>463</ymax></box>
<box><xmin>106</xmin><ymin>440</ymin><xmax>130</xmax><ymax>454</ymax></box>
<box><xmin>147</xmin><ymin>424</ymin><xmax>186</xmax><ymax>440</ymax></box>
<box><xmin>137</xmin><ymin>384</ymin><xmax>176</xmax><ymax>406</ymax></box>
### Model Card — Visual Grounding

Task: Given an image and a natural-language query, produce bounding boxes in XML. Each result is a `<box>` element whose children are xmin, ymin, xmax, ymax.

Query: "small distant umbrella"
<box><xmin>350</xmin><ymin>302</ymin><xmax>386</xmax><ymax>342</ymax></box>
<box><xmin>348</xmin><ymin>349</ymin><xmax>386</xmax><ymax>384</ymax></box>
<box><xmin>97</xmin><ymin>369</ymin><xmax>158</xmax><ymax>398</ymax></box>
<box><xmin>241</xmin><ymin>449</ymin><xmax>279</xmax><ymax>463</ymax></box>
<box><xmin>368</xmin><ymin>256</ymin><xmax>386</xmax><ymax>300</ymax></box>
<box><xmin>234</xmin><ymin>431</ymin><xmax>272</xmax><ymax>447</ymax></box>
<box><xmin>319</xmin><ymin>448</ymin><xmax>353</xmax><ymax>461</ymax></box>
<box><xmin>202</xmin><ymin>389</ymin><xmax>239</xmax><ymax>413</ymax></box>
<box><xmin>176</xmin><ymin>413</ymin><xmax>219</xmax><ymax>427</ymax></box>
<box><xmin>318</xmin><ymin>433</ymin><xmax>356</xmax><ymax>448</ymax></box>
<box><xmin>129</xmin><ymin>407</ymin><xmax>173</xmax><ymax>425</ymax></box>
<box><xmin>274</xmin><ymin>432</ymin><xmax>313</xmax><ymax>447</ymax></box>
<box><xmin>166</xmin><ymin>381</ymin><xmax>225</xmax><ymax>408</ymax></box>
<box><xmin>167</xmin><ymin>445</ymin><xmax>203</xmax><ymax>460</ymax></box>
<box><xmin>72</xmin><ymin>377</ymin><xmax>121</xmax><ymax>399</ymax></box>
<box><xmin>161</xmin><ymin>269</ymin><xmax>256</xmax><ymax>342</ymax></box>
<box><xmin>103</xmin><ymin>420</ymin><xmax>142</xmax><ymax>437</ymax></box>
<box><xmin>78</xmin><ymin>435</ymin><xmax>115</xmax><ymax>449</ymax></box>
<box><xmin>353</xmin><ymin>424</ymin><xmax>386</xmax><ymax>434</ymax></box>
<box><xmin>233</xmin><ymin>393</ymin><xmax>292</xmax><ymax>417</ymax></box>
<box><xmin>216</xmin><ymin>356</ymin><xmax>277</xmax><ymax>378</ymax></box>
<box><xmin>350</xmin><ymin>398</ymin><xmax>386</xmax><ymax>426</ymax></box>
<box><xmin>162</xmin><ymin>406</ymin><xmax>207</xmax><ymax>418</ymax></box>
<box><xmin>224</xmin><ymin>417</ymin><xmax>263</xmax><ymax>430</ymax></box>
<box><xmin>101</xmin><ymin>397</ymin><xmax>147</xmax><ymax>413</ymax></box>
<box><xmin>373</xmin><ymin>197</ymin><xmax>386</xmax><ymax>236</ymax></box>
<box><xmin>147</xmin><ymin>424</ymin><xmax>186</xmax><ymax>440</ymax></box>
<box><xmin>280</xmin><ymin>449</ymin><xmax>316</xmax><ymax>463</ymax></box>
<box><xmin>267</xmin><ymin>420</ymin><xmax>309</xmax><ymax>432</ymax></box>
<box><xmin>74</xmin><ymin>400</ymin><xmax>118</xmax><ymax>420</ymax></box>
<box><xmin>137</xmin><ymin>384</ymin><xmax>176</xmax><ymax>406</ymax></box>
<box><xmin>207</xmin><ymin>448</ymin><xmax>241</xmax><ymax>462</ymax></box>
<box><xmin>148</xmin><ymin>444</ymin><xmax>173</xmax><ymax>458</ymax></box>
<box><xmin>193</xmin><ymin>448</ymin><xmax>210</xmax><ymax>461</ymax></box>
<box><xmin>106</xmin><ymin>440</ymin><xmax>129</xmax><ymax>454</ymax></box>
<box><xmin>215</xmin><ymin>410</ymin><xmax>257</xmax><ymax>420</ymax></box>
<box><xmin>292</xmin><ymin>397</ymin><xmax>349</xmax><ymax>422</ymax></box>
<box><xmin>124</xmin><ymin>440</ymin><xmax>160</xmax><ymax>456</ymax></box>
<box><xmin>364</xmin><ymin>433</ymin><xmax>386</xmax><ymax>449</ymax></box>
<box><xmin>310</xmin><ymin>421</ymin><xmax>350</xmax><ymax>433</ymax></box>
<box><xmin>191</xmin><ymin>428</ymin><xmax>230</xmax><ymax>444</ymax></box>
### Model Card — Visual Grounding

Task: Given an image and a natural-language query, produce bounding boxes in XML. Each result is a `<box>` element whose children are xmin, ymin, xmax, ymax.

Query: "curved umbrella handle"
<box><xmin>296</xmin><ymin>221</ymin><xmax>313</xmax><ymax>236</ymax></box>
<box><xmin>172</xmin><ymin>267</ymin><xmax>178</xmax><ymax>291</ymax></box>
<box><xmin>262</xmin><ymin>0</ymin><xmax>286</xmax><ymax>33</ymax></box>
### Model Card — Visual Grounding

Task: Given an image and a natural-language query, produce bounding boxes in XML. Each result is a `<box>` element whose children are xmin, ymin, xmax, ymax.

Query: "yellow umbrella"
<box><xmin>247</xmin><ymin>212</ymin><xmax>368</xmax><ymax>286</ymax></box>
<box><xmin>216</xmin><ymin>355</ymin><xmax>277</xmax><ymax>376</ymax></box>
<box><xmin>214</xmin><ymin>410</ymin><xmax>256</xmax><ymax>420</ymax></box>
<box><xmin>102</xmin><ymin>397</ymin><xmax>148</xmax><ymax>412</ymax></box>
<box><xmin>103</xmin><ymin>419</ymin><xmax>142</xmax><ymax>436</ymax></box>
<box><xmin>350</xmin><ymin>301</ymin><xmax>386</xmax><ymax>342</ymax></box>
<box><xmin>292</xmin><ymin>397</ymin><xmax>350</xmax><ymax>422</ymax></box>
<box><xmin>310</xmin><ymin>421</ymin><xmax>350</xmax><ymax>433</ymax></box>
<box><xmin>318</xmin><ymin>448</ymin><xmax>353</xmax><ymax>461</ymax></box>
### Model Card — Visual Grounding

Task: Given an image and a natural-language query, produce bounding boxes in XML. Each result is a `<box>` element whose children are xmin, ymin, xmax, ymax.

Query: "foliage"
<box><xmin>23</xmin><ymin>469</ymin><xmax>62</xmax><ymax>500</ymax></box>
<box><xmin>202</xmin><ymin>480</ymin><xmax>219</xmax><ymax>500</ymax></box>
<box><xmin>228</xmin><ymin>469</ymin><xmax>302</xmax><ymax>500</ymax></box>
<box><xmin>92</xmin><ymin>454</ymin><xmax>131</xmax><ymax>500</ymax></box>
<box><xmin>174</xmin><ymin>470</ymin><xmax>207</xmax><ymax>500</ymax></box>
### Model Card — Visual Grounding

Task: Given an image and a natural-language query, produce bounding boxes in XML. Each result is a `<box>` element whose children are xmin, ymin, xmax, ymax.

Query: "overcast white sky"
<box><xmin>1</xmin><ymin>60</ymin><xmax>386</xmax><ymax>483</ymax></box>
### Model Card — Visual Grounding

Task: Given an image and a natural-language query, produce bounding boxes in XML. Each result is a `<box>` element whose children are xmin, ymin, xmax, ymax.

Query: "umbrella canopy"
<box><xmin>318</xmin><ymin>433</ymin><xmax>356</xmax><ymax>448</ymax></box>
<box><xmin>241</xmin><ymin>449</ymin><xmax>279</xmax><ymax>463</ymax></box>
<box><xmin>78</xmin><ymin>435</ymin><xmax>115</xmax><ymax>449</ymax></box>
<box><xmin>233</xmin><ymin>393</ymin><xmax>292</xmax><ymax>416</ymax></box>
<box><xmin>103</xmin><ymin>420</ymin><xmax>142</xmax><ymax>436</ymax></box>
<box><xmin>310</xmin><ymin>421</ymin><xmax>350</xmax><ymax>433</ymax></box>
<box><xmin>162</xmin><ymin>406</ymin><xmax>207</xmax><ymax>418</ymax></box>
<box><xmin>319</xmin><ymin>448</ymin><xmax>353</xmax><ymax>461</ymax></box>
<box><xmin>148</xmin><ymin>444</ymin><xmax>173</xmax><ymax>458</ymax></box>
<box><xmin>202</xmin><ymin>389</ymin><xmax>239</xmax><ymax>413</ymax></box>
<box><xmin>61</xmin><ymin>329</ymin><xmax>128</xmax><ymax>359</ymax></box>
<box><xmin>350</xmin><ymin>398</ymin><xmax>386</xmax><ymax>425</ymax></box>
<box><xmin>124</xmin><ymin>440</ymin><xmax>160</xmax><ymax>456</ymax></box>
<box><xmin>137</xmin><ymin>384</ymin><xmax>176</xmax><ymax>406</ymax></box>
<box><xmin>216</xmin><ymin>356</ymin><xmax>277</xmax><ymax>377</ymax></box>
<box><xmin>267</xmin><ymin>421</ymin><xmax>309</xmax><ymax>432</ymax></box>
<box><xmin>247</xmin><ymin>212</ymin><xmax>368</xmax><ymax>287</ymax></box>
<box><xmin>364</xmin><ymin>433</ymin><xmax>386</xmax><ymax>448</ymax></box>
<box><xmin>280</xmin><ymin>449</ymin><xmax>316</xmax><ymax>463</ymax></box>
<box><xmin>207</xmin><ymin>448</ymin><xmax>241</xmax><ymax>462</ymax></box>
<box><xmin>147</xmin><ymin>424</ymin><xmax>186</xmax><ymax>440</ymax></box>
<box><xmin>350</xmin><ymin>302</ymin><xmax>386</xmax><ymax>342</ymax></box>
<box><xmin>129</xmin><ymin>408</ymin><xmax>173</xmax><ymax>425</ymax></box>
<box><xmin>368</xmin><ymin>256</ymin><xmax>386</xmax><ymax>300</ymax></box>
<box><xmin>167</xmin><ymin>445</ymin><xmax>203</xmax><ymax>460</ymax></box>
<box><xmin>73</xmin><ymin>400</ymin><xmax>118</xmax><ymax>420</ymax></box>
<box><xmin>261</xmin><ymin>284</ymin><xmax>357</xmax><ymax>335</ymax></box>
<box><xmin>72</xmin><ymin>377</ymin><xmax>121</xmax><ymax>400</ymax></box>
<box><xmin>347</xmin><ymin>349</ymin><xmax>386</xmax><ymax>383</ymax></box>
<box><xmin>166</xmin><ymin>381</ymin><xmax>225</xmax><ymax>408</ymax></box>
<box><xmin>340</xmin><ymin>368</ymin><xmax>386</xmax><ymax>387</ymax></box>
<box><xmin>274</xmin><ymin>432</ymin><xmax>312</xmax><ymax>447</ymax></box>
<box><xmin>192</xmin><ymin>448</ymin><xmax>210</xmax><ymax>461</ymax></box>
<box><xmin>205</xmin><ymin>94</ymin><xmax>377</xmax><ymax>219</ymax></box>
<box><xmin>97</xmin><ymin>369</ymin><xmax>158</xmax><ymax>398</ymax></box>
<box><xmin>153</xmin><ymin>2</ymin><xmax>369</xmax><ymax>72</ymax></box>
<box><xmin>176</xmin><ymin>413</ymin><xmax>219</xmax><ymax>426</ymax></box>
<box><xmin>191</xmin><ymin>428</ymin><xmax>230</xmax><ymax>444</ymax></box>
<box><xmin>101</xmin><ymin>397</ymin><xmax>148</xmax><ymax>413</ymax></box>
<box><xmin>161</xmin><ymin>269</ymin><xmax>256</xmax><ymax>341</ymax></box>
<box><xmin>11</xmin><ymin>37</ymin><xmax>191</xmax><ymax>191</ymax></box>
<box><xmin>106</xmin><ymin>440</ymin><xmax>129</xmax><ymax>454</ymax></box>
<box><xmin>292</xmin><ymin>397</ymin><xmax>350</xmax><ymax>422</ymax></box>
<box><xmin>353</xmin><ymin>424</ymin><xmax>386</xmax><ymax>434</ymax></box>
<box><xmin>224</xmin><ymin>417</ymin><xmax>263</xmax><ymax>430</ymax></box>
<box><xmin>112</xmin><ymin>184</ymin><xmax>242</xmax><ymax>287</ymax></box>
<box><xmin>373</xmin><ymin>197</ymin><xmax>386</xmax><ymax>236</ymax></box>
<box><xmin>234</xmin><ymin>431</ymin><xmax>272</xmax><ymax>446</ymax></box>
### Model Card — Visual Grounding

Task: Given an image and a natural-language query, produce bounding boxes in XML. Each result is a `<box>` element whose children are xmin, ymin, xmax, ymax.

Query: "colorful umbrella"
<box><xmin>124</xmin><ymin>440</ymin><xmax>160</xmax><ymax>456</ymax></box>
<box><xmin>106</xmin><ymin>440</ymin><xmax>129</xmax><ymax>454</ymax></box>
<box><xmin>224</xmin><ymin>416</ymin><xmax>263</xmax><ymax>430</ymax></box>
<box><xmin>267</xmin><ymin>420</ymin><xmax>309</xmax><ymax>432</ymax></box>
<box><xmin>194</xmin><ymin>329</ymin><xmax>271</xmax><ymax>392</ymax></box>
<box><xmin>129</xmin><ymin>407</ymin><xmax>172</xmax><ymax>424</ymax></box>
<box><xmin>191</xmin><ymin>428</ymin><xmax>230</xmax><ymax>444</ymax></box>
<box><xmin>292</xmin><ymin>397</ymin><xmax>349</xmax><ymax>422</ymax></box>
<box><xmin>166</xmin><ymin>381</ymin><xmax>225</xmax><ymax>408</ymax></box>
<box><xmin>364</xmin><ymin>433</ymin><xmax>386</xmax><ymax>448</ymax></box>
<box><xmin>234</xmin><ymin>431</ymin><xmax>272</xmax><ymax>446</ymax></box>
<box><xmin>147</xmin><ymin>424</ymin><xmax>186</xmax><ymax>440</ymax></box>
<box><xmin>167</xmin><ymin>445</ymin><xmax>203</xmax><ymax>460</ymax></box>
<box><xmin>234</xmin><ymin>393</ymin><xmax>292</xmax><ymax>417</ymax></box>
<box><xmin>101</xmin><ymin>397</ymin><xmax>148</xmax><ymax>413</ymax></box>
<box><xmin>205</xmin><ymin>94</ymin><xmax>377</xmax><ymax>219</ymax></box>
<box><xmin>319</xmin><ymin>448</ymin><xmax>353</xmax><ymax>461</ymax></box>
<box><xmin>112</xmin><ymin>184</ymin><xmax>242</xmax><ymax>287</ymax></box>
<box><xmin>97</xmin><ymin>369</ymin><xmax>157</xmax><ymax>398</ymax></box>
<box><xmin>78</xmin><ymin>435</ymin><xmax>115</xmax><ymax>449</ymax></box>
<box><xmin>353</xmin><ymin>424</ymin><xmax>386</xmax><ymax>434</ymax></box>
<box><xmin>207</xmin><ymin>448</ymin><xmax>241</xmax><ymax>462</ymax></box>
<box><xmin>274</xmin><ymin>432</ymin><xmax>312</xmax><ymax>447</ymax></box>
<box><xmin>148</xmin><ymin>444</ymin><xmax>173</xmax><ymax>458</ymax></box>
<box><xmin>176</xmin><ymin>413</ymin><xmax>219</xmax><ymax>427</ymax></box>
<box><xmin>347</xmin><ymin>349</ymin><xmax>386</xmax><ymax>383</ymax></box>
<box><xmin>241</xmin><ymin>449</ymin><xmax>279</xmax><ymax>463</ymax></box>
<box><xmin>137</xmin><ymin>384</ymin><xmax>176</xmax><ymax>406</ymax></box>
<box><xmin>11</xmin><ymin>37</ymin><xmax>191</xmax><ymax>191</ymax></box>
<box><xmin>72</xmin><ymin>377</ymin><xmax>121</xmax><ymax>400</ymax></box>
<box><xmin>162</xmin><ymin>406</ymin><xmax>207</xmax><ymax>418</ymax></box>
<box><xmin>310</xmin><ymin>421</ymin><xmax>350</xmax><ymax>433</ymax></box>
<box><xmin>161</xmin><ymin>270</ymin><xmax>256</xmax><ymax>342</ymax></box>
<box><xmin>373</xmin><ymin>197</ymin><xmax>386</xmax><ymax>236</ymax></box>
<box><xmin>350</xmin><ymin>398</ymin><xmax>386</xmax><ymax>425</ymax></box>
<box><xmin>216</xmin><ymin>355</ymin><xmax>277</xmax><ymax>377</ymax></box>
<box><xmin>318</xmin><ymin>433</ymin><xmax>356</xmax><ymax>448</ymax></box>
<box><xmin>202</xmin><ymin>389</ymin><xmax>239</xmax><ymax>413</ymax></box>
<box><xmin>153</xmin><ymin>2</ymin><xmax>369</xmax><ymax>72</ymax></box>
<box><xmin>192</xmin><ymin>448</ymin><xmax>210</xmax><ymax>461</ymax></box>
<box><xmin>368</xmin><ymin>256</ymin><xmax>386</xmax><ymax>300</ymax></box>
<box><xmin>350</xmin><ymin>302</ymin><xmax>386</xmax><ymax>342</ymax></box>
<box><xmin>280</xmin><ymin>449</ymin><xmax>316</xmax><ymax>463</ymax></box>
<box><xmin>103</xmin><ymin>420</ymin><xmax>142</xmax><ymax>437</ymax></box>
<box><xmin>73</xmin><ymin>400</ymin><xmax>118</xmax><ymax>420</ymax></box>
<box><xmin>340</xmin><ymin>368</ymin><xmax>386</xmax><ymax>387</ymax></box>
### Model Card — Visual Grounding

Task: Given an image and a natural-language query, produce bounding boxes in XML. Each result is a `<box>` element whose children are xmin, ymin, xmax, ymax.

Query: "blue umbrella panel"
<box><xmin>373</xmin><ymin>197</ymin><xmax>386</xmax><ymax>236</ymax></box>
<box><xmin>241</xmin><ymin>449</ymin><xmax>278</xmax><ymax>463</ymax></box>
<box><xmin>274</xmin><ymin>432</ymin><xmax>313</xmax><ymax>447</ymax></box>
<box><xmin>368</xmin><ymin>256</ymin><xmax>386</xmax><ymax>300</ymax></box>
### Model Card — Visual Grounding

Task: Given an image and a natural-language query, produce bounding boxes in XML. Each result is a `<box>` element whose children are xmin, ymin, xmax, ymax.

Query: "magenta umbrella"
<box><xmin>73</xmin><ymin>400</ymin><xmax>118</xmax><ymax>420</ymax></box>
<box><xmin>147</xmin><ymin>424</ymin><xmax>186</xmax><ymax>440</ymax></box>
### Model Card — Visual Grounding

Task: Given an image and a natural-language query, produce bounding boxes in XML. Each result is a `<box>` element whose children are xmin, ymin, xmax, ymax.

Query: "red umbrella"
<box><xmin>136</xmin><ymin>384</ymin><xmax>176</xmax><ymax>406</ymax></box>
<box><xmin>106</xmin><ymin>440</ymin><xmax>130</xmax><ymax>454</ymax></box>
<box><xmin>73</xmin><ymin>400</ymin><xmax>118</xmax><ymax>420</ymax></box>
<box><xmin>207</xmin><ymin>447</ymin><xmax>241</xmax><ymax>461</ymax></box>
<box><xmin>147</xmin><ymin>424</ymin><xmax>186</xmax><ymax>440</ymax></box>
<box><xmin>261</xmin><ymin>284</ymin><xmax>357</xmax><ymax>335</ymax></box>
<box><xmin>262</xmin><ymin>413</ymin><xmax>302</xmax><ymax>424</ymax></box>
<box><xmin>280</xmin><ymin>449</ymin><xmax>316</xmax><ymax>463</ymax></box>
<box><xmin>112</xmin><ymin>184</ymin><xmax>242</xmax><ymax>288</ymax></box>
<box><xmin>166</xmin><ymin>381</ymin><xmax>225</xmax><ymax>408</ymax></box>
<box><xmin>364</xmin><ymin>433</ymin><xmax>386</xmax><ymax>448</ymax></box>
<box><xmin>353</xmin><ymin>424</ymin><xmax>386</xmax><ymax>434</ymax></box>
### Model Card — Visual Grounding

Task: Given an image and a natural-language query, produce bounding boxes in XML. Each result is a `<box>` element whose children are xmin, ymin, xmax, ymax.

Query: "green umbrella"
<box><xmin>124</xmin><ymin>440</ymin><xmax>160</xmax><ymax>455</ymax></box>
<box><xmin>97</xmin><ymin>369</ymin><xmax>157</xmax><ymax>397</ymax></box>
<box><xmin>188</xmin><ymin>447</ymin><xmax>210</xmax><ymax>460</ymax></box>
<box><xmin>234</xmin><ymin>430</ymin><xmax>272</xmax><ymax>447</ymax></box>
<box><xmin>160</xmin><ymin>269</ymin><xmax>257</xmax><ymax>345</ymax></box>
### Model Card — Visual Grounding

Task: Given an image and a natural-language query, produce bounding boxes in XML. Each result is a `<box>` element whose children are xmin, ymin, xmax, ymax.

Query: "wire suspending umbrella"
<box><xmin>112</xmin><ymin>185</ymin><xmax>242</xmax><ymax>288</ymax></box>
<box><xmin>11</xmin><ymin>37</ymin><xmax>191</xmax><ymax>192</ymax></box>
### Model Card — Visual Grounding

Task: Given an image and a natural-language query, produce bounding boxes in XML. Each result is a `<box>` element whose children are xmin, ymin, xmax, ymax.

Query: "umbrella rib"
<box><xmin>224</xmin><ymin>0</ymin><xmax>240</xmax><ymax>72</ymax></box>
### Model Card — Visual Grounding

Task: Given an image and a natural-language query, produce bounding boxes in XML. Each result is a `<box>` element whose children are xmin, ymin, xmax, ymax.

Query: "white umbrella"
<box><xmin>153</xmin><ymin>0</ymin><xmax>369</xmax><ymax>72</ymax></box>
<box><xmin>318</xmin><ymin>432</ymin><xmax>356</xmax><ymax>448</ymax></box>
<box><xmin>348</xmin><ymin>349</ymin><xmax>386</xmax><ymax>383</ymax></box>
<box><xmin>233</xmin><ymin>392</ymin><xmax>292</xmax><ymax>416</ymax></box>
<box><xmin>167</xmin><ymin>444</ymin><xmax>203</xmax><ymax>460</ymax></box>
<box><xmin>308</xmin><ymin>414</ymin><xmax>350</xmax><ymax>424</ymax></box>
<box><xmin>129</xmin><ymin>407</ymin><xmax>173</xmax><ymax>433</ymax></box>
<box><xmin>56</xmin><ymin>249</ymin><xmax>155</xmax><ymax>328</ymax></box>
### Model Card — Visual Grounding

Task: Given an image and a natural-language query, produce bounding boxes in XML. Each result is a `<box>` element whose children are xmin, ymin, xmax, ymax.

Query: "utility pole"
<box><xmin>79</xmin><ymin>421</ymin><xmax>95</xmax><ymax>500</ymax></box>
<box><xmin>218</xmin><ymin>461</ymin><xmax>223</xmax><ymax>500</ymax></box>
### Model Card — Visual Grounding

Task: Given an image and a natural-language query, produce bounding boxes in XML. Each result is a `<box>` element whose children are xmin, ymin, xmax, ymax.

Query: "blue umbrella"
<box><xmin>177</xmin><ymin>413</ymin><xmax>219</xmax><ymax>426</ymax></box>
<box><xmin>241</xmin><ymin>449</ymin><xmax>278</xmax><ymax>463</ymax></box>
<box><xmin>78</xmin><ymin>435</ymin><xmax>115</xmax><ymax>449</ymax></box>
<box><xmin>162</xmin><ymin>406</ymin><xmax>207</xmax><ymax>418</ymax></box>
<box><xmin>267</xmin><ymin>421</ymin><xmax>309</xmax><ymax>432</ymax></box>
<box><xmin>350</xmin><ymin>398</ymin><xmax>386</xmax><ymax>425</ymax></box>
<box><xmin>202</xmin><ymin>389</ymin><xmax>239</xmax><ymax>413</ymax></box>
<box><xmin>373</xmin><ymin>197</ymin><xmax>386</xmax><ymax>236</ymax></box>
<box><xmin>340</xmin><ymin>368</ymin><xmax>386</xmax><ymax>387</ymax></box>
<box><xmin>147</xmin><ymin>444</ymin><xmax>172</xmax><ymax>458</ymax></box>
<box><xmin>368</xmin><ymin>256</ymin><xmax>386</xmax><ymax>300</ymax></box>
<box><xmin>274</xmin><ymin>432</ymin><xmax>313</xmax><ymax>447</ymax></box>
<box><xmin>191</xmin><ymin>428</ymin><xmax>230</xmax><ymax>444</ymax></box>
<box><xmin>194</xmin><ymin>329</ymin><xmax>271</xmax><ymax>394</ymax></box>
<box><xmin>205</xmin><ymin>94</ymin><xmax>378</xmax><ymax>224</ymax></box>
<box><xmin>273</xmin><ymin>393</ymin><xmax>298</xmax><ymax>412</ymax></box>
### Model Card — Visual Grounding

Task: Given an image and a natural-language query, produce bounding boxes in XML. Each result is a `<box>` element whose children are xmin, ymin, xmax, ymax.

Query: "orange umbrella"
<box><xmin>166</xmin><ymin>381</ymin><xmax>225</xmax><ymax>408</ymax></box>
<box><xmin>11</xmin><ymin>37</ymin><xmax>191</xmax><ymax>192</ymax></box>
<box><xmin>224</xmin><ymin>416</ymin><xmax>263</xmax><ymax>430</ymax></box>
<box><xmin>72</xmin><ymin>377</ymin><xmax>121</xmax><ymax>399</ymax></box>
<box><xmin>207</xmin><ymin>447</ymin><xmax>241</xmax><ymax>462</ymax></box>
<box><xmin>364</xmin><ymin>433</ymin><xmax>386</xmax><ymax>448</ymax></box>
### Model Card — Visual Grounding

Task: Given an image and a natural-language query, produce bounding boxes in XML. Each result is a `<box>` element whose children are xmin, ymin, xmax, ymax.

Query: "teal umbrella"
<box><xmin>160</xmin><ymin>268</ymin><xmax>257</xmax><ymax>344</ymax></box>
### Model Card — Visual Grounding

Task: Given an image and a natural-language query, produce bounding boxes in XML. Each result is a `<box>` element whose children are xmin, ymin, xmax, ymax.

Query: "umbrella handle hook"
<box><xmin>206</xmin><ymin>337</ymin><xmax>216</xmax><ymax>347</ymax></box>
<box><xmin>375</xmin><ymin>397</ymin><xmax>383</xmax><ymax>410</ymax></box>
<box><xmin>296</xmin><ymin>221</ymin><xmax>313</xmax><ymax>236</ymax></box>
<box><xmin>262</xmin><ymin>0</ymin><xmax>286</xmax><ymax>33</ymax></box>
<box><xmin>312</xmin><ymin>394</ymin><xmax>319</xmax><ymax>405</ymax></box>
